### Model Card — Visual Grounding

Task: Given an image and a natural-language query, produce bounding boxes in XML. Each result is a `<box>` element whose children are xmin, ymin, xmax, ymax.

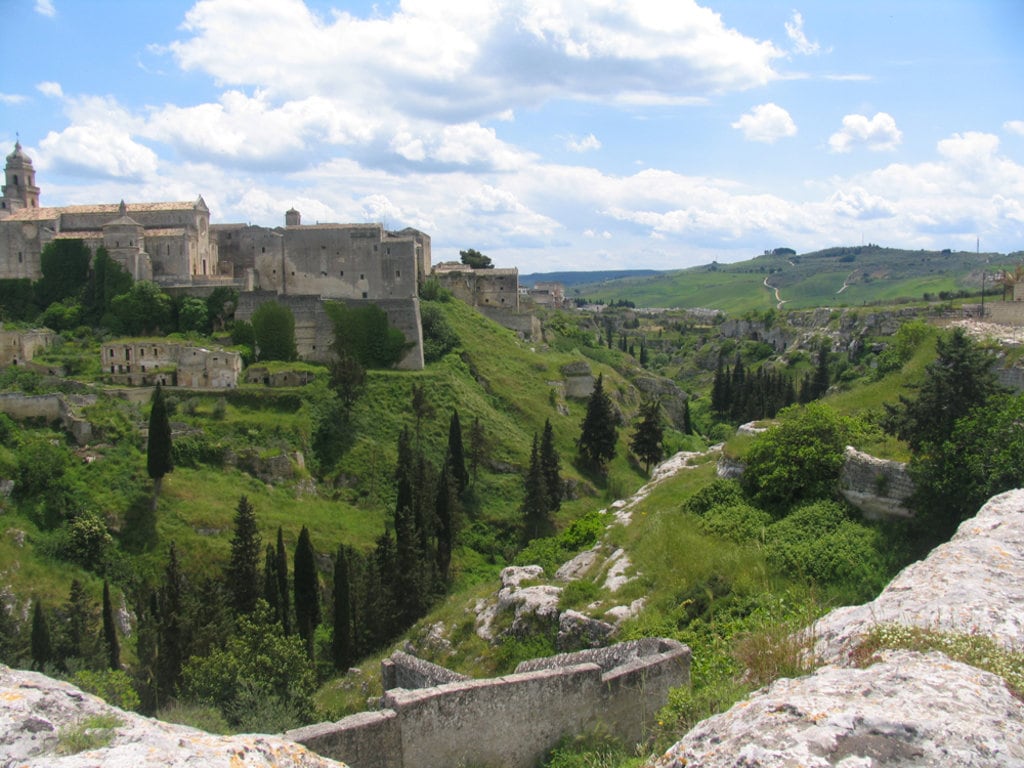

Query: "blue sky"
<box><xmin>2</xmin><ymin>0</ymin><xmax>1022</xmax><ymax>273</ymax></box>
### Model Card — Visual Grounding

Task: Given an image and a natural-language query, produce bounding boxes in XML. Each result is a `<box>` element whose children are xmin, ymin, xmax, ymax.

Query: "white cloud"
<box><xmin>0</xmin><ymin>93</ymin><xmax>26</xmax><ymax>105</ymax></box>
<box><xmin>732</xmin><ymin>103</ymin><xmax>797</xmax><ymax>143</ymax></box>
<box><xmin>785</xmin><ymin>11</ymin><xmax>820</xmax><ymax>55</ymax></box>
<box><xmin>37</xmin><ymin>81</ymin><xmax>63</xmax><ymax>99</ymax></box>
<box><xmin>1004</xmin><ymin>120</ymin><xmax>1024</xmax><ymax>137</ymax></box>
<box><xmin>829</xmin><ymin>112</ymin><xmax>902</xmax><ymax>153</ymax></box>
<box><xmin>35</xmin><ymin>0</ymin><xmax>56</xmax><ymax>18</ymax></box>
<box><xmin>566</xmin><ymin>133</ymin><xmax>601</xmax><ymax>153</ymax></box>
<box><xmin>39</xmin><ymin>125</ymin><xmax>160</xmax><ymax>180</ymax></box>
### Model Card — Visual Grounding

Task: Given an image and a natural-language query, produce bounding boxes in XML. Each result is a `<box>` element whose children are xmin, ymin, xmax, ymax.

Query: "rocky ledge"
<box><xmin>651</xmin><ymin>488</ymin><xmax>1024</xmax><ymax>768</ymax></box>
<box><xmin>0</xmin><ymin>666</ymin><xmax>347</xmax><ymax>768</ymax></box>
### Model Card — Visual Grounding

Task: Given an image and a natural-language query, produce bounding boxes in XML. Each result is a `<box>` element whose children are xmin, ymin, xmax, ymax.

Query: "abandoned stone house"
<box><xmin>102</xmin><ymin>341</ymin><xmax>242</xmax><ymax>389</ymax></box>
<box><xmin>0</xmin><ymin>326</ymin><xmax>54</xmax><ymax>367</ymax></box>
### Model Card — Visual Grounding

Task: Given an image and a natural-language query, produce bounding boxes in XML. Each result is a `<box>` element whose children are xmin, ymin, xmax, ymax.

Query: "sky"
<box><xmin>1</xmin><ymin>0</ymin><xmax>1022</xmax><ymax>274</ymax></box>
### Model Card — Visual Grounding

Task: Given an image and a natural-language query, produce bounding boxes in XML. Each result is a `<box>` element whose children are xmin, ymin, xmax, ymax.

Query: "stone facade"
<box><xmin>0</xmin><ymin>326</ymin><xmax>54</xmax><ymax>366</ymax></box>
<box><xmin>432</xmin><ymin>262</ymin><xmax>519</xmax><ymax>310</ymax></box>
<box><xmin>101</xmin><ymin>341</ymin><xmax>242</xmax><ymax>388</ymax></box>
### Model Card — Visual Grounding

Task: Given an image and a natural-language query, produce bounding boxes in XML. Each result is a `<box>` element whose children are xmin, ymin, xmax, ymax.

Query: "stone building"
<box><xmin>0</xmin><ymin>326</ymin><xmax>54</xmax><ymax>366</ymax></box>
<box><xmin>1</xmin><ymin>143</ymin><xmax>219</xmax><ymax>283</ymax></box>
<box><xmin>101</xmin><ymin>340</ymin><xmax>242</xmax><ymax>388</ymax></box>
<box><xmin>1</xmin><ymin>141</ymin><xmax>432</xmax><ymax>370</ymax></box>
<box><xmin>432</xmin><ymin>262</ymin><xmax>519</xmax><ymax>310</ymax></box>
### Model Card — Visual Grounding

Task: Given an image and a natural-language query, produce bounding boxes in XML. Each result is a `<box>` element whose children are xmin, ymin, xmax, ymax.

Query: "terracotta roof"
<box><xmin>3</xmin><ymin>201</ymin><xmax>203</xmax><ymax>222</ymax></box>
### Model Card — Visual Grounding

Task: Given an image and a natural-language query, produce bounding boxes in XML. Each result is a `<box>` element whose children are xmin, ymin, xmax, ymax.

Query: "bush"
<box><xmin>764</xmin><ymin>500</ymin><xmax>886</xmax><ymax>596</ymax></box>
<box><xmin>741</xmin><ymin>403</ymin><xmax>854</xmax><ymax>514</ymax></box>
<box><xmin>682</xmin><ymin>479</ymin><xmax>744</xmax><ymax>517</ymax></box>
<box><xmin>70</xmin><ymin>669</ymin><xmax>141</xmax><ymax>711</ymax></box>
<box><xmin>700</xmin><ymin>503</ymin><xmax>771</xmax><ymax>544</ymax></box>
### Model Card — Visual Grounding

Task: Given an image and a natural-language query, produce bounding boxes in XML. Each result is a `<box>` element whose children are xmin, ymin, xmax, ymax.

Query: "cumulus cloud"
<box><xmin>39</xmin><ymin>125</ymin><xmax>160</xmax><ymax>180</ymax></box>
<box><xmin>566</xmin><ymin>133</ymin><xmax>601</xmax><ymax>153</ymax></box>
<box><xmin>37</xmin><ymin>82</ymin><xmax>63</xmax><ymax>99</ymax></box>
<box><xmin>829</xmin><ymin>112</ymin><xmax>902</xmax><ymax>153</ymax></box>
<box><xmin>0</xmin><ymin>93</ymin><xmax>26</xmax><ymax>105</ymax></box>
<box><xmin>732</xmin><ymin>103</ymin><xmax>797</xmax><ymax>143</ymax></box>
<box><xmin>785</xmin><ymin>11</ymin><xmax>820</xmax><ymax>55</ymax></box>
<box><xmin>35</xmin><ymin>0</ymin><xmax>56</xmax><ymax>18</ymax></box>
<box><xmin>1004</xmin><ymin>120</ymin><xmax>1024</xmax><ymax>136</ymax></box>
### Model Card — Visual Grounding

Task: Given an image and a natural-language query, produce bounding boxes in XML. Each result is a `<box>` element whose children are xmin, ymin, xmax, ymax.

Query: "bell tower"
<box><xmin>1</xmin><ymin>141</ymin><xmax>41</xmax><ymax>215</ymax></box>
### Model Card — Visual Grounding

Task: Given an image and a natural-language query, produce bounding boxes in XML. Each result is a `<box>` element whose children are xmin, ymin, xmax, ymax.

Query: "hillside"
<box><xmin>567</xmin><ymin>245</ymin><xmax>1024</xmax><ymax>312</ymax></box>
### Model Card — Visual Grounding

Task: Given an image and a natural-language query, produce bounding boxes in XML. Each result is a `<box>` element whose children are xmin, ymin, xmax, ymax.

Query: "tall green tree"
<box><xmin>276</xmin><ymin>527</ymin><xmax>291</xmax><ymax>635</ymax></box>
<box><xmin>332</xmin><ymin>546</ymin><xmax>352</xmax><ymax>670</ymax></box>
<box><xmin>226</xmin><ymin>496</ymin><xmax>262</xmax><ymax>616</ymax></box>
<box><xmin>293</xmin><ymin>526</ymin><xmax>320</xmax><ymax>659</ymax></box>
<box><xmin>30</xmin><ymin>599</ymin><xmax>51</xmax><ymax>671</ymax></box>
<box><xmin>102</xmin><ymin>580</ymin><xmax>120</xmax><ymax>670</ymax></box>
<box><xmin>325</xmin><ymin>300</ymin><xmax>408</xmax><ymax>369</ymax></box>
<box><xmin>630</xmin><ymin>399</ymin><xmax>664</xmax><ymax>475</ymax></box>
<box><xmin>36</xmin><ymin>239</ymin><xmax>91</xmax><ymax>309</ymax></box>
<box><xmin>156</xmin><ymin>544</ymin><xmax>187</xmax><ymax>703</ymax></box>
<box><xmin>84</xmin><ymin>246</ymin><xmax>132</xmax><ymax>325</ymax></box>
<box><xmin>263</xmin><ymin>544</ymin><xmax>281</xmax><ymax>623</ymax></box>
<box><xmin>884</xmin><ymin>326</ymin><xmax>1004</xmax><ymax>452</ymax></box>
<box><xmin>59</xmin><ymin>579</ymin><xmax>98</xmax><ymax>669</ymax></box>
<box><xmin>468</xmin><ymin>416</ymin><xmax>488</xmax><ymax>484</ymax></box>
<box><xmin>147</xmin><ymin>383</ymin><xmax>173</xmax><ymax>511</ymax></box>
<box><xmin>577</xmin><ymin>374</ymin><xmax>618</xmax><ymax>471</ymax></box>
<box><xmin>539</xmin><ymin>418</ymin><xmax>562</xmax><ymax>512</ymax></box>
<box><xmin>251</xmin><ymin>300</ymin><xmax>298</xmax><ymax>362</ymax></box>
<box><xmin>110</xmin><ymin>280</ymin><xmax>173</xmax><ymax>335</ymax></box>
<box><xmin>434</xmin><ymin>460</ymin><xmax>457</xmax><ymax>583</ymax></box>
<box><xmin>523</xmin><ymin>434</ymin><xmax>552</xmax><ymax>541</ymax></box>
<box><xmin>447</xmin><ymin>410</ymin><xmax>469</xmax><ymax>494</ymax></box>
<box><xmin>910</xmin><ymin>393</ymin><xmax>1024</xmax><ymax>547</ymax></box>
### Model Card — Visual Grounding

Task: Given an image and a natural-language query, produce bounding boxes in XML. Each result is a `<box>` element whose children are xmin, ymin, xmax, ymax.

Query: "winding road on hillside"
<box><xmin>763</xmin><ymin>277</ymin><xmax>787</xmax><ymax>309</ymax></box>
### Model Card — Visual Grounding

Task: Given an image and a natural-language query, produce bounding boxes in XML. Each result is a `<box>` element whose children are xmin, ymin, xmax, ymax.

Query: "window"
<box><xmin>362</xmin><ymin>291</ymin><xmax>368</xmax><ymax>299</ymax></box>
<box><xmin>396</xmin><ymin>270</ymin><xmax>401</xmax><ymax>278</ymax></box>
<box><xmin>140</xmin><ymin>349</ymin><xmax>145</xmax><ymax>358</ymax></box>
<box><xmin>360</xmin><ymin>274</ymin><xmax>365</xmax><ymax>280</ymax></box>
<box><xmin>262</xmin><ymin>247</ymin><xmax>266</xmax><ymax>253</ymax></box>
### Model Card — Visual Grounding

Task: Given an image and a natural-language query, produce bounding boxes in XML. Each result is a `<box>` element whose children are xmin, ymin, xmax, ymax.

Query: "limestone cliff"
<box><xmin>0</xmin><ymin>666</ymin><xmax>347</xmax><ymax>768</ymax></box>
<box><xmin>650</xmin><ymin>488</ymin><xmax>1024</xmax><ymax>767</ymax></box>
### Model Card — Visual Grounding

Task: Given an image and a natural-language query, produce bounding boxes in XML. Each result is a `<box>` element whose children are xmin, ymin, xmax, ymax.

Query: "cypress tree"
<box><xmin>226</xmin><ymin>495</ymin><xmax>262</xmax><ymax>615</ymax></box>
<box><xmin>682</xmin><ymin>399</ymin><xmax>693</xmax><ymax>435</ymax></box>
<box><xmin>372</xmin><ymin>529</ymin><xmax>398</xmax><ymax>646</ymax></box>
<box><xmin>146</xmin><ymin>383</ymin><xmax>173</xmax><ymax>511</ymax></box>
<box><xmin>276</xmin><ymin>527</ymin><xmax>291</xmax><ymax>635</ymax></box>
<box><xmin>435</xmin><ymin>460</ymin><xmax>457</xmax><ymax>583</ymax></box>
<box><xmin>332</xmin><ymin>545</ymin><xmax>352</xmax><ymax>670</ymax></box>
<box><xmin>30</xmin><ymin>599</ymin><xmax>50</xmax><ymax>671</ymax></box>
<box><xmin>263</xmin><ymin>544</ymin><xmax>280</xmax><ymax>622</ymax></box>
<box><xmin>102</xmin><ymin>580</ymin><xmax>120</xmax><ymax>670</ymax></box>
<box><xmin>523</xmin><ymin>434</ymin><xmax>551</xmax><ymax>541</ymax></box>
<box><xmin>577</xmin><ymin>374</ymin><xmax>618</xmax><ymax>471</ymax></box>
<box><xmin>62</xmin><ymin>579</ymin><xmax>96</xmax><ymax>668</ymax></box>
<box><xmin>293</xmin><ymin>526</ymin><xmax>320</xmax><ymax>659</ymax></box>
<box><xmin>467</xmin><ymin>417</ymin><xmax>488</xmax><ymax>484</ymax></box>
<box><xmin>157</xmin><ymin>542</ymin><xmax>185</xmax><ymax>702</ymax></box>
<box><xmin>539</xmin><ymin>418</ymin><xmax>562</xmax><ymax>512</ymax></box>
<box><xmin>630</xmin><ymin>399</ymin><xmax>665</xmax><ymax>475</ymax></box>
<box><xmin>447</xmin><ymin>410</ymin><xmax>469</xmax><ymax>493</ymax></box>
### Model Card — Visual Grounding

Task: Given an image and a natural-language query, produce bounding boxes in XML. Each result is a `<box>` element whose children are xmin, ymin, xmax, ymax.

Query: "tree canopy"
<box><xmin>577</xmin><ymin>373</ymin><xmax>618</xmax><ymax>471</ymax></box>
<box><xmin>325</xmin><ymin>300</ymin><xmax>408</xmax><ymax>369</ymax></box>
<box><xmin>459</xmin><ymin>248</ymin><xmax>493</xmax><ymax>269</ymax></box>
<box><xmin>251</xmin><ymin>301</ymin><xmax>298</xmax><ymax>362</ymax></box>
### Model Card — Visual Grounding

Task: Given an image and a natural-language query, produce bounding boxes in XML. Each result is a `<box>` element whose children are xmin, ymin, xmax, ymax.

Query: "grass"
<box><xmin>853</xmin><ymin>624</ymin><xmax>1024</xmax><ymax>696</ymax></box>
<box><xmin>56</xmin><ymin>713</ymin><xmax>123</xmax><ymax>755</ymax></box>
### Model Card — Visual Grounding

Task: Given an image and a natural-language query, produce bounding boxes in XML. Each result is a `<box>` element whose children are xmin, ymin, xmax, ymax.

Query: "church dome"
<box><xmin>6</xmin><ymin>141</ymin><xmax>33</xmax><ymax>166</ymax></box>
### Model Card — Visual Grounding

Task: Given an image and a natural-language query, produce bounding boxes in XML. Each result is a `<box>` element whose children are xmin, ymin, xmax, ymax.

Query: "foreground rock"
<box><xmin>652</xmin><ymin>650</ymin><xmax>1024</xmax><ymax>768</ymax></box>
<box><xmin>650</xmin><ymin>488</ymin><xmax>1024</xmax><ymax>767</ymax></box>
<box><xmin>0</xmin><ymin>665</ymin><xmax>346</xmax><ymax>768</ymax></box>
<box><xmin>813</xmin><ymin>488</ymin><xmax>1024</xmax><ymax>663</ymax></box>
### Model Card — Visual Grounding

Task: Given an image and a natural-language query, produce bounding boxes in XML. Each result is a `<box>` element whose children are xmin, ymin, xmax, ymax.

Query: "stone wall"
<box><xmin>0</xmin><ymin>328</ymin><xmax>55</xmax><ymax>366</ymax></box>
<box><xmin>0</xmin><ymin>392</ymin><xmax>94</xmax><ymax>445</ymax></box>
<box><xmin>289</xmin><ymin>638</ymin><xmax>689</xmax><ymax>768</ymax></box>
<box><xmin>101</xmin><ymin>341</ymin><xmax>242</xmax><ymax>388</ymax></box>
<box><xmin>433</xmin><ymin>265</ymin><xmax>520</xmax><ymax>311</ymax></box>
<box><xmin>236</xmin><ymin>292</ymin><xmax>425</xmax><ymax>371</ymax></box>
<box><xmin>837</xmin><ymin>446</ymin><xmax>914</xmax><ymax>519</ymax></box>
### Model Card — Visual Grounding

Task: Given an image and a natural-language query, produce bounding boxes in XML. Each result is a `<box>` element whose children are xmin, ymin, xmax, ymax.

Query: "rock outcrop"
<box><xmin>0</xmin><ymin>665</ymin><xmax>347</xmax><ymax>768</ymax></box>
<box><xmin>650</xmin><ymin>488</ymin><xmax>1024</xmax><ymax>768</ymax></box>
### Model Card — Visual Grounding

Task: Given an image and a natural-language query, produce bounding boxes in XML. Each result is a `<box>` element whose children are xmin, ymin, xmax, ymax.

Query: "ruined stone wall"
<box><xmin>985</xmin><ymin>302</ymin><xmax>1024</xmax><ymax>326</ymax></box>
<box><xmin>838</xmin><ymin>446</ymin><xmax>914</xmax><ymax>519</ymax></box>
<box><xmin>101</xmin><ymin>341</ymin><xmax>241</xmax><ymax>388</ymax></box>
<box><xmin>289</xmin><ymin>639</ymin><xmax>689</xmax><ymax>768</ymax></box>
<box><xmin>0</xmin><ymin>392</ymin><xmax>94</xmax><ymax>444</ymax></box>
<box><xmin>0</xmin><ymin>328</ymin><xmax>54</xmax><ymax>366</ymax></box>
<box><xmin>434</xmin><ymin>266</ymin><xmax>520</xmax><ymax>310</ymax></box>
<box><xmin>478</xmin><ymin>306</ymin><xmax>540</xmax><ymax>341</ymax></box>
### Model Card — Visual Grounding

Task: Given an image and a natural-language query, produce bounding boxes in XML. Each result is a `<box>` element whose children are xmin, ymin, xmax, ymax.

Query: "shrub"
<box><xmin>70</xmin><ymin>669</ymin><xmax>141</xmax><ymax>711</ymax></box>
<box><xmin>700</xmin><ymin>503</ymin><xmax>771</xmax><ymax>544</ymax></box>
<box><xmin>682</xmin><ymin>479</ymin><xmax>744</xmax><ymax>517</ymax></box>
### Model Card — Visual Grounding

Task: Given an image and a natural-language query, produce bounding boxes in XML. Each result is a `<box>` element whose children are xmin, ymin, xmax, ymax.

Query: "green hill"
<box><xmin>569</xmin><ymin>245</ymin><xmax>1023</xmax><ymax>312</ymax></box>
